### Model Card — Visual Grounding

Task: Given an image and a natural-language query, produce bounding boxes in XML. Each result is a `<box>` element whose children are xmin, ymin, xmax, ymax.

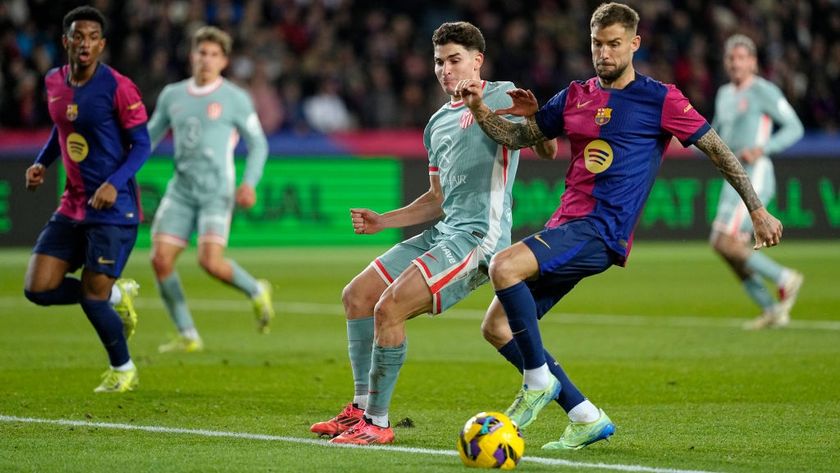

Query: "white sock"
<box><xmin>109</xmin><ymin>285</ymin><xmax>122</xmax><ymax>305</ymax></box>
<box><xmin>180</xmin><ymin>327</ymin><xmax>200</xmax><ymax>340</ymax></box>
<box><xmin>523</xmin><ymin>363</ymin><xmax>552</xmax><ymax>390</ymax></box>
<box><xmin>568</xmin><ymin>400</ymin><xmax>600</xmax><ymax>423</ymax></box>
<box><xmin>365</xmin><ymin>412</ymin><xmax>389</xmax><ymax>428</ymax></box>
<box><xmin>112</xmin><ymin>359</ymin><xmax>135</xmax><ymax>372</ymax></box>
<box><xmin>353</xmin><ymin>395</ymin><xmax>368</xmax><ymax>410</ymax></box>
<box><xmin>777</xmin><ymin>269</ymin><xmax>793</xmax><ymax>287</ymax></box>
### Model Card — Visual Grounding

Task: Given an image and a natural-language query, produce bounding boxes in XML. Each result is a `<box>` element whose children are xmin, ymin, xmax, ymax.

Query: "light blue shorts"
<box><xmin>712</xmin><ymin>156</ymin><xmax>776</xmax><ymax>241</ymax></box>
<box><xmin>372</xmin><ymin>227</ymin><xmax>491</xmax><ymax>315</ymax></box>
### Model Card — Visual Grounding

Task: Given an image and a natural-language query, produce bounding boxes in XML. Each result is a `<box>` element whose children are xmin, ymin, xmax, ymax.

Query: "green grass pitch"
<box><xmin>1</xmin><ymin>241</ymin><xmax>838</xmax><ymax>472</ymax></box>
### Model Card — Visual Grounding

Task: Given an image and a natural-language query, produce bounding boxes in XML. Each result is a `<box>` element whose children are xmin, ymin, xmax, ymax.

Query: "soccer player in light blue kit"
<box><xmin>147</xmin><ymin>26</ymin><xmax>272</xmax><ymax>353</ymax></box>
<box><xmin>710</xmin><ymin>34</ymin><xmax>804</xmax><ymax>330</ymax></box>
<box><xmin>460</xmin><ymin>2</ymin><xmax>783</xmax><ymax>450</ymax></box>
<box><xmin>310</xmin><ymin>22</ymin><xmax>557</xmax><ymax>445</ymax></box>
<box><xmin>24</xmin><ymin>6</ymin><xmax>149</xmax><ymax>393</ymax></box>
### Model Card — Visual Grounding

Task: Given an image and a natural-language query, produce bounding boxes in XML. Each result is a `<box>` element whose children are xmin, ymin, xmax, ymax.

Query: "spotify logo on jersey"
<box><xmin>584</xmin><ymin>139</ymin><xmax>613</xmax><ymax>174</ymax></box>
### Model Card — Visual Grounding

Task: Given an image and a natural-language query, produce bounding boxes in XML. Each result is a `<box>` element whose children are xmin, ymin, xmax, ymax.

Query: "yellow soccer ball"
<box><xmin>457</xmin><ymin>412</ymin><xmax>524</xmax><ymax>469</ymax></box>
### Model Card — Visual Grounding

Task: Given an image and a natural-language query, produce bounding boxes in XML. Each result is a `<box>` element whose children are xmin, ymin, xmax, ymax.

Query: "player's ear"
<box><xmin>630</xmin><ymin>34</ymin><xmax>641</xmax><ymax>53</ymax></box>
<box><xmin>473</xmin><ymin>51</ymin><xmax>484</xmax><ymax>71</ymax></box>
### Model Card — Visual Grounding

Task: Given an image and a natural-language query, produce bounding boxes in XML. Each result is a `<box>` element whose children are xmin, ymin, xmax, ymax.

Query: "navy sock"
<box><xmin>498</xmin><ymin>340</ymin><xmax>586</xmax><ymax>413</ymax></box>
<box><xmin>80</xmin><ymin>298</ymin><xmax>129</xmax><ymax>366</ymax></box>
<box><xmin>496</xmin><ymin>282</ymin><xmax>545</xmax><ymax>369</ymax></box>
<box><xmin>543</xmin><ymin>351</ymin><xmax>586</xmax><ymax>412</ymax></box>
<box><xmin>24</xmin><ymin>277</ymin><xmax>82</xmax><ymax>306</ymax></box>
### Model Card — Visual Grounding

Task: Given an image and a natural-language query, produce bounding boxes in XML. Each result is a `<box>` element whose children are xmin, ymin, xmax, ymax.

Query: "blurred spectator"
<box><xmin>1</xmin><ymin>0</ymin><xmax>837</xmax><ymax>133</ymax></box>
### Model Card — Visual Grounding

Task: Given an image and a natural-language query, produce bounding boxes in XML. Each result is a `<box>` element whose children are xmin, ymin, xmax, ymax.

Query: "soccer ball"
<box><xmin>457</xmin><ymin>411</ymin><xmax>524</xmax><ymax>470</ymax></box>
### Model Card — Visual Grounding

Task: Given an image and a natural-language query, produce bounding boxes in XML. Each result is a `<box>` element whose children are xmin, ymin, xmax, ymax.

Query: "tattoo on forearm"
<box><xmin>472</xmin><ymin>106</ymin><xmax>547</xmax><ymax>149</ymax></box>
<box><xmin>696</xmin><ymin>130</ymin><xmax>763</xmax><ymax>212</ymax></box>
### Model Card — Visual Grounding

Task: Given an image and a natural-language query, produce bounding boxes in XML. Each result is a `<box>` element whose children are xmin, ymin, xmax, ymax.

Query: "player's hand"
<box><xmin>25</xmin><ymin>164</ymin><xmax>46</xmax><ymax>191</ymax></box>
<box><xmin>740</xmin><ymin>147</ymin><xmax>764</xmax><ymax>164</ymax></box>
<box><xmin>750</xmin><ymin>207</ymin><xmax>783</xmax><ymax>250</ymax></box>
<box><xmin>89</xmin><ymin>182</ymin><xmax>117</xmax><ymax>210</ymax></box>
<box><xmin>455</xmin><ymin>79</ymin><xmax>485</xmax><ymax>111</ymax></box>
<box><xmin>235</xmin><ymin>184</ymin><xmax>257</xmax><ymax>209</ymax></box>
<box><xmin>496</xmin><ymin>88</ymin><xmax>539</xmax><ymax>117</ymax></box>
<box><xmin>350</xmin><ymin>208</ymin><xmax>384</xmax><ymax>235</ymax></box>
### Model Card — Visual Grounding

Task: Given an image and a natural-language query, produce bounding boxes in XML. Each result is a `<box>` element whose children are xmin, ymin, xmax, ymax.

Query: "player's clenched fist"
<box><xmin>25</xmin><ymin>163</ymin><xmax>46</xmax><ymax>191</ymax></box>
<box><xmin>455</xmin><ymin>79</ymin><xmax>484</xmax><ymax>109</ymax></box>
<box><xmin>350</xmin><ymin>208</ymin><xmax>384</xmax><ymax>235</ymax></box>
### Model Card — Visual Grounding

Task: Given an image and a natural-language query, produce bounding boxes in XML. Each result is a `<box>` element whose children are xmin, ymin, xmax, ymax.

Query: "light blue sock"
<box><xmin>366</xmin><ymin>342</ymin><xmax>407</xmax><ymax>420</ymax></box>
<box><xmin>347</xmin><ymin>317</ymin><xmax>374</xmax><ymax>398</ymax></box>
<box><xmin>743</xmin><ymin>275</ymin><xmax>775</xmax><ymax>310</ymax></box>
<box><xmin>157</xmin><ymin>272</ymin><xmax>195</xmax><ymax>332</ymax></box>
<box><xmin>229</xmin><ymin>260</ymin><xmax>260</xmax><ymax>297</ymax></box>
<box><xmin>745</xmin><ymin>252</ymin><xmax>787</xmax><ymax>286</ymax></box>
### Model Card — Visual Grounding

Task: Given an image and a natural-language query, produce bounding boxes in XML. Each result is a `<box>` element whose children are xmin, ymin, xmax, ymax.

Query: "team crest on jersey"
<box><xmin>66</xmin><ymin>104</ymin><xmax>79</xmax><ymax>121</ymax></box>
<box><xmin>459</xmin><ymin>110</ymin><xmax>474</xmax><ymax>129</ymax></box>
<box><xmin>584</xmin><ymin>139</ymin><xmax>613</xmax><ymax>174</ymax></box>
<box><xmin>594</xmin><ymin>107</ymin><xmax>612</xmax><ymax>126</ymax></box>
<box><xmin>207</xmin><ymin>102</ymin><xmax>222</xmax><ymax>120</ymax></box>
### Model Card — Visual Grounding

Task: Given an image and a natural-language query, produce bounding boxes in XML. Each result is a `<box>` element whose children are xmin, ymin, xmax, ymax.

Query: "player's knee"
<box><xmin>24</xmin><ymin>289</ymin><xmax>49</xmax><ymax>306</ymax></box>
<box><xmin>150</xmin><ymin>252</ymin><xmax>174</xmax><ymax>278</ymax></box>
<box><xmin>198</xmin><ymin>255</ymin><xmax>224</xmax><ymax>278</ymax></box>
<box><xmin>488</xmin><ymin>252</ymin><xmax>518</xmax><ymax>287</ymax></box>
<box><xmin>342</xmin><ymin>283</ymin><xmax>372</xmax><ymax>317</ymax></box>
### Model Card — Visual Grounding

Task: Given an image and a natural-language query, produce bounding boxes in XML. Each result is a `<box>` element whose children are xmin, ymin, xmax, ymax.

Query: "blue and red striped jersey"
<box><xmin>39</xmin><ymin>63</ymin><xmax>149</xmax><ymax>225</ymax></box>
<box><xmin>535</xmin><ymin>73</ymin><xmax>710</xmax><ymax>263</ymax></box>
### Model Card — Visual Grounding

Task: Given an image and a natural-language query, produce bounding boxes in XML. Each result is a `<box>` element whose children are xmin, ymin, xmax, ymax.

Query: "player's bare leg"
<box><xmin>198</xmin><ymin>240</ymin><xmax>274</xmax><ymax>333</ymax></box>
<box><xmin>311</xmin><ymin>266</ymin><xmax>388</xmax><ymax>438</ymax></box>
<box><xmin>152</xmin><ymin>238</ymin><xmax>203</xmax><ymax>351</ymax></box>
<box><xmin>331</xmin><ymin>266</ymin><xmax>431</xmax><ymax>445</ymax></box>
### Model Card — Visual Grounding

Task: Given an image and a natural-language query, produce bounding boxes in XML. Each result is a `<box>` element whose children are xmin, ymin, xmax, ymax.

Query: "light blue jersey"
<box><xmin>712</xmin><ymin>76</ymin><xmax>804</xmax><ymax>237</ymax></box>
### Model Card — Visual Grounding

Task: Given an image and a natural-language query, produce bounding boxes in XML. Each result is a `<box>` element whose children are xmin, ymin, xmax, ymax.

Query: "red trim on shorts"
<box><xmin>415</xmin><ymin>257</ymin><xmax>433</xmax><ymax>278</ymax></box>
<box><xmin>374</xmin><ymin>258</ymin><xmax>394</xmax><ymax>283</ymax></box>
<box><xmin>429</xmin><ymin>251</ymin><xmax>474</xmax><ymax>294</ymax></box>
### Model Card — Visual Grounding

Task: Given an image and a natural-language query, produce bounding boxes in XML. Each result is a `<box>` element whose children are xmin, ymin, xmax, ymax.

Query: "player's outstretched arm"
<box><xmin>695</xmin><ymin>129</ymin><xmax>783</xmax><ymax>248</ymax></box>
<box><xmin>350</xmin><ymin>175</ymin><xmax>444</xmax><ymax>234</ymax></box>
<box><xmin>457</xmin><ymin>80</ymin><xmax>549</xmax><ymax>150</ymax></box>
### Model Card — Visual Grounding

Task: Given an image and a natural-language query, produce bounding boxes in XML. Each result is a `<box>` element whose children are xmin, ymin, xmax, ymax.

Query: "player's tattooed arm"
<box><xmin>695</xmin><ymin>129</ymin><xmax>763</xmax><ymax>212</ymax></box>
<box><xmin>471</xmin><ymin>107</ymin><xmax>548</xmax><ymax>150</ymax></box>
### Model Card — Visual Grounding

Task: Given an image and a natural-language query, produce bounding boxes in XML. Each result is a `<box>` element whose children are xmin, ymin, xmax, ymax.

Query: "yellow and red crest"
<box><xmin>594</xmin><ymin>107</ymin><xmax>612</xmax><ymax>126</ymax></box>
<box><xmin>66</xmin><ymin>104</ymin><xmax>79</xmax><ymax>121</ymax></box>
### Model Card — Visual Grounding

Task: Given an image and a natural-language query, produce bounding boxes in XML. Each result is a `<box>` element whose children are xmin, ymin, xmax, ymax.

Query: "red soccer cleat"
<box><xmin>310</xmin><ymin>403</ymin><xmax>365</xmax><ymax>438</ymax></box>
<box><xmin>329</xmin><ymin>417</ymin><xmax>395</xmax><ymax>445</ymax></box>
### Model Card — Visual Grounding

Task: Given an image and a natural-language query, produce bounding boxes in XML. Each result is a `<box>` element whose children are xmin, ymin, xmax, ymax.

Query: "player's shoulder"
<box><xmin>220</xmin><ymin>79</ymin><xmax>250</xmax><ymax>99</ymax></box>
<box><xmin>484</xmin><ymin>80</ymin><xmax>515</xmax><ymax>95</ymax></box>
<box><xmin>44</xmin><ymin>65</ymin><xmax>67</xmax><ymax>88</ymax></box>
<box><xmin>751</xmin><ymin>76</ymin><xmax>783</xmax><ymax>97</ymax></box>
<box><xmin>101</xmin><ymin>64</ymin><xmax>138</xmax><ymax>88</ymax></box>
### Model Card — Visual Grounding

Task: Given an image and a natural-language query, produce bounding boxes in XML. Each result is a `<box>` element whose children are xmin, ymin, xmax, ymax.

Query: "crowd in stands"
<box><xmin>2</xmin><ymin>0</ymin><xmax>838</xmax><ymax>134</ymax></box>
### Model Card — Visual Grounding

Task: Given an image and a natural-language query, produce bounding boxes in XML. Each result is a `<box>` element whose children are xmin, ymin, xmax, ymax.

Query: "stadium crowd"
<box><xmin>1</xmin><ymin>0</ymin><xmax>838</xmax><ymax>134</ymax></box>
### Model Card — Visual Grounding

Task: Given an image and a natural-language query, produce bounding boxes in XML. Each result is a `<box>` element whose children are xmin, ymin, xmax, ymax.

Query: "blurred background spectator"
<box><xmin>1</xmin><ymin>0</ymin><xmax>838</xmax><ymax>133</ymax></box>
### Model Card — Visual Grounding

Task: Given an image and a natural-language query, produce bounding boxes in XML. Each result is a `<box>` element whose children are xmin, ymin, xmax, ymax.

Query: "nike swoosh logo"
<box><xmin>97</xmin><ymin>256</ymin><xmax>115</xmax><ymax>264</ymax></box>
<box><xmin>128</xmin><ymin>102</ymin><xmax>143</xmax><ymax>110</ymax></box>
<box><xmin>48</xmin><ymin>96</ymin><xmax>62</xmax><ymax>103</ymax></box>
<box><xmin>576</xmin><ymin>100</ymin><xmax>592</xmax><ymax>109</ymax></box>
<box><xmin>683</xmin><ymin>104</ymin><xmax>693</xmax><ymax>113</ymax></box>
<box><xmin>534</xmin><ymin>234</ymin><xmax>551</xmax><ymax>249</ymax></box>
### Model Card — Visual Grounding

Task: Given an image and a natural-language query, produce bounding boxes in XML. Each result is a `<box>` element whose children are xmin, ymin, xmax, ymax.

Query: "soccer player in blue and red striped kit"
<box><xmin>23</xmin><ymin>6</ymin><xmax>150</xmax><ymax>393</ymax></box>
<box><xmin>458</xmin><ymin>2</ymin><xmax>783</xmax><ymax>450</ymax></box>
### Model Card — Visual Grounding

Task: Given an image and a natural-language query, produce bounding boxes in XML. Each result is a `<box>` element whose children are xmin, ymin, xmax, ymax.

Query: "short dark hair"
<box><xmin>63</xmin><ymin>6</ymin><xmax>107</xmax><ymax>35</ymax></box>
<box><xmin>590</xmin><ymin>3</ymin><xmax>640</xmax><ymax>33</ymax></box>
<box><xmin>432</xmin><ymin>21</ymin><xmax>485</xmax><ymax>53</ymax></box>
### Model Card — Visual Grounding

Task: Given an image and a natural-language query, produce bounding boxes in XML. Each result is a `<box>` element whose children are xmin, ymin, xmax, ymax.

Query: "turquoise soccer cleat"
<box><xmin>541</xmin><ymin>408</ymin><xmax>615</xmax><ymax>450</ymax></box>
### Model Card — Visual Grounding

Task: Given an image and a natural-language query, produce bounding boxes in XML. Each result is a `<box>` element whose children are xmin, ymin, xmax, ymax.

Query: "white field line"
<box><xmin>2</xmin><ymin>296</ymin><xmax>839</xmax><ymax>331</ymax></box>
<box><xmin>0</xmin><ymin>414</ymin><xmax>723</xmax><ymax>473</ymax></box>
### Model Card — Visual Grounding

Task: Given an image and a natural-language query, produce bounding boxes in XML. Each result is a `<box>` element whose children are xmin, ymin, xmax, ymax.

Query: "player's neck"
<box><xmin>732</xmin><ymin>75</ymin><xmax>755</xmax><ymax>91</ymax></box>
<box><xmin>598</xmin><ymin>66</ymin><xmax>635</xmax><ymax>90</ymax></box>
<box><xmin>68</xmin><ymin>62</ymin><xmax>98</xmax><ymax>87</ymax></box>
<box><xmin>194</xmin><ymin>74</ymin><xmax>222</xmax><ymax>87</ymax></box>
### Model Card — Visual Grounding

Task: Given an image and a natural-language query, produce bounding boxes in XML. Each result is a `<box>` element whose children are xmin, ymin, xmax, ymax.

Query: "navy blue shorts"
<box><xmin>32</xmin><ymin>213</ymin><xmax>138</xmax><ymax>278</ymax></box>
<box><xmin>521</xmin><ymin>219</ymin><xmax>615</xmax><ymax>319</ymax></box>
